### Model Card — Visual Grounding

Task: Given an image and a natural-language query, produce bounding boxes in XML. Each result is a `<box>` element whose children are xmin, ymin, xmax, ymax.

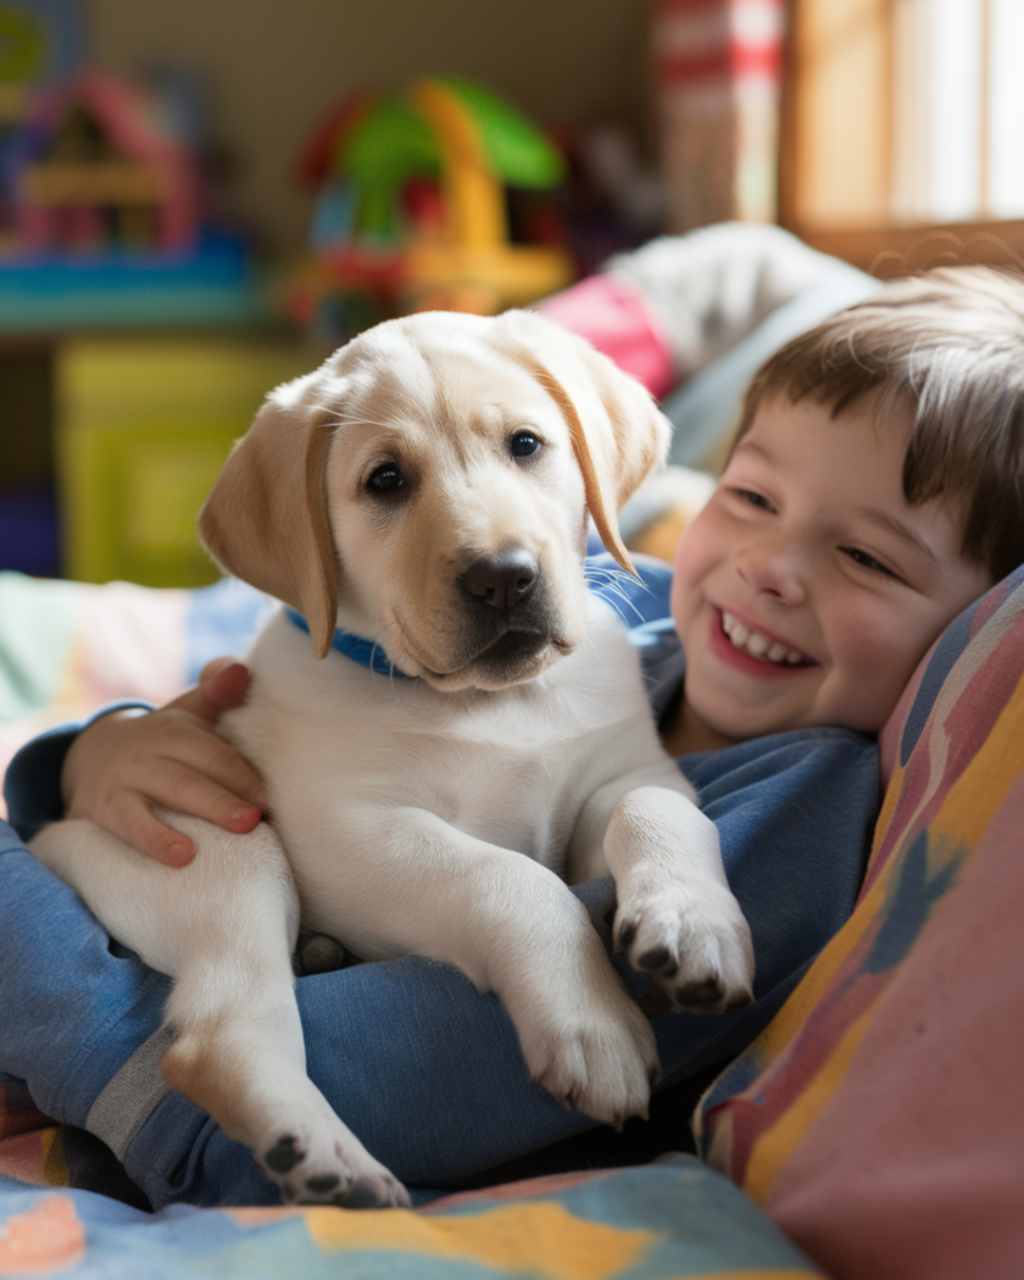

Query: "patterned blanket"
<box><xmin>0</xmin><ymin>1158</ymin><xmax>824</xmax><ymax>1279</ymax></box>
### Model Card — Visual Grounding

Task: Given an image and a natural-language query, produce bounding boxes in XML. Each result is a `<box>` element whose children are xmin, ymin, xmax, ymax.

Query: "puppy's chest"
<box><xmin>228</xmin><ymin>674</ymin><xmax>610</xmax><ymax>870</ymax></box>
<box><xmin>396</xmin><ymin>710</ymin><xmax>585</xmax><ymax>863</ymax></box>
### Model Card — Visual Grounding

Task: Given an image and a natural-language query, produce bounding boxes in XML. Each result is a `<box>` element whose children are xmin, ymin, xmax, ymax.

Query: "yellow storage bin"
<box><xmin>56</xmin><ymin>336</ymin><xmax>314</xmax><ymax>586</ymax></box>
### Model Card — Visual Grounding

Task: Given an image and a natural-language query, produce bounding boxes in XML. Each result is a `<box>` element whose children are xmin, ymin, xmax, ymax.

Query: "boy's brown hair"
<box><xmin>732</xmin><ymin>265</ymin><xmax>1024</xmax><ymax>583</ymax></box>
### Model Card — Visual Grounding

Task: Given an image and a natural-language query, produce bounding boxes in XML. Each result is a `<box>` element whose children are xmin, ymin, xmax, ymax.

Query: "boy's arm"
<box><xmin>4</xmin><ymin>712</ymin><xmax>131</xmax><ymax>844</ymax></box>
<box><xmin>4</xmin><ymin>659</ymin><xmax>266</xmax><ymax>866</ymax></box>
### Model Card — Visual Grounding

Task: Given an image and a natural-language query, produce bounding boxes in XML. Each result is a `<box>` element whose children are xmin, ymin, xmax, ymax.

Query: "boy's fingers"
<box><xmin>163</xmin><ymin>684</ymin><xmax>220</xmax><ymax>727</ymax></box>
<box><xmin>162</xmin><ymin>660</ymin><xmax>251</xmax><ymax>728</ymax></box>
<box><xmin>222</xmin><ymin>803</ymin><xmax>263</xmax><ymax>834</ymax></box>
<box><xmin>152</xmin><ymin>766</ymin><xmax>265</xmax><ymax>836</ymax></box>
<box><xmin>97</xmin><ymin>774</ymin><xmax>262</xmax><ymax>864</ymax></box>
<box><xmin>129</xmin><ymin>713</ymin><xmax>268</xmax><ymax>811</ymax></box>
<box><xmin>100</xmin><ymin>797</ymin><xmax>197</xmax><ymax>867</ymax></box>
<box><xmin>172</xmin><ymin>736</ymin><xmax>268</xmax><ymax>812</ymax></box>
<box><xmin>199</xmin><ymin>659</ymin><xmax>252</xmax><ymax>714</ymax></box>
<box><xmin>151</xmin><ymin>832</ymin><xmax>197</xmax><ymax>867</ymax></box>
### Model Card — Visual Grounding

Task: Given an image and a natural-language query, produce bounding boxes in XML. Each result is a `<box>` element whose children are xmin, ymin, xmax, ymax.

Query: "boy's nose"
<box><xmin>734</xmin><ymin>541</ymin><xmax>806</xmax><ymax>604</ymax></box>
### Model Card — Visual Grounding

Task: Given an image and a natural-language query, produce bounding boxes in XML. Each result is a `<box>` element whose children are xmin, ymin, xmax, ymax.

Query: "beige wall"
<box><xmin>89</xmin><ymin>0</ymin><xmax>652</xmax><ymax>256</ymax></box>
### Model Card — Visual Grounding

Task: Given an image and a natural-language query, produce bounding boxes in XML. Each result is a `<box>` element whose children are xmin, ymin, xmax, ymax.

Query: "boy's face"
<box><xmin>669</xmin><ymin>392</ymin><xmax>993</xmax><ymax>744</ymax></box>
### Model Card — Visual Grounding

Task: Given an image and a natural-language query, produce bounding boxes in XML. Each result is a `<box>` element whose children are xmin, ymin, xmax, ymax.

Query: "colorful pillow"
<box><xmin>699</xmin><ymin>564</ymin><xmax>1024</xmax><ymax>1279</ymax></box>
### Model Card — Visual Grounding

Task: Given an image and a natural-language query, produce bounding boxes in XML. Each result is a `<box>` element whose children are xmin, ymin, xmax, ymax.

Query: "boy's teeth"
<box><xmin>722</xmin><ymin>611</ymin><xmax>807</xmax><ymax>666</ymax></box>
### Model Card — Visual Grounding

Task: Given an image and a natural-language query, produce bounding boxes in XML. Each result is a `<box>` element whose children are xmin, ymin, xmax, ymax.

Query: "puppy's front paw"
<box><xmin>261</xmin><ymin>1128</ymin><xmax>410</xmax><ymax>1208</ymax></box>
<box><xmin>517</xmin><ymin>968</ymin><xmax>660</xmax><ymax>1131</ymax></box>
<box><xmin>614</xmin><ymin>881</ymin><xmax>755</xmax><ymax>1015</ymax></box>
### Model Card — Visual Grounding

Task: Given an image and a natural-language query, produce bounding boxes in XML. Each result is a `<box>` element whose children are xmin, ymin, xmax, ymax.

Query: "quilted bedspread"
<box><xmin>0</xmin><ymin>1157</ymin><xmax>825</xmax><ymax>1279</ymax></box>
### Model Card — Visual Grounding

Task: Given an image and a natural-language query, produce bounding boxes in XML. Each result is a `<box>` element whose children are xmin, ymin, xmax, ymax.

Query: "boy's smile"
<box><xmin>665</xmin><ymin>392</ymin><xmax>993</xmax><ymax>753</ymax></box>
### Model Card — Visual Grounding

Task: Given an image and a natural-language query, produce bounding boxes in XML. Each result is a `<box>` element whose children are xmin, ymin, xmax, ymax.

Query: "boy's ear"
<box><xmin>493</xmin><ymin>310</ymin><xmax>672</xmax><ymax>573</ymax></box>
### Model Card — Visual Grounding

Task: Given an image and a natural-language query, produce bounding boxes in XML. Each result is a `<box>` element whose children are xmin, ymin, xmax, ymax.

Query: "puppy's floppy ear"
<box><xmin>493</xmin><ymin>309</ymin><xmax>671</xmax><ymax>574</ymax></box>
<box><xmin>199</xmin><ymin>372</ymin><xmax>340</xmax><ymax>659</ymax></box>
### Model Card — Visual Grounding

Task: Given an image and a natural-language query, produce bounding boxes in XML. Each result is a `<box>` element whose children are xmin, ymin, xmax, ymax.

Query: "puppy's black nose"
<box><xmin>459</xmin><ymin>551</ymin><xmax>538</xmax><ymax>609</ymax></box>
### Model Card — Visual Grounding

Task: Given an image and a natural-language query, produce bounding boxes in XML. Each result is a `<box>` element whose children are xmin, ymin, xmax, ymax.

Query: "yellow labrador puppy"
<box><xmin>31</xmin><ymin>310</ymin><xmax>754</xmax><ymax>1208</ymax></box>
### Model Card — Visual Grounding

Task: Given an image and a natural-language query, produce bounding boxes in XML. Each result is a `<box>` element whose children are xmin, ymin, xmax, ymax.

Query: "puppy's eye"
<box><xmin>509</xmin><ymin>431</ymin><xmax>541</xmax><ymax>460</ymax></box>
<box><xmin>366</xmin><ymin>463</ymin><xmax>404</xmax><ymax>494</ymax></box>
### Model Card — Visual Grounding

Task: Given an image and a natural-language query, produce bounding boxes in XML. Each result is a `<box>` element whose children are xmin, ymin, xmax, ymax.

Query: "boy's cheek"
<box><xmin>668</xmin><ymin>557</ymin><xmax>701</xmax><ymax>642</ymax></box>
<box><xmin>671</xmin><ymin>515</ymin><xmax>727</xmax><ymax>638</ymax></box>
<box><xmin>671</xmin><ymin>514</ymin><xmax>717</xmax><ymax>600</ymax></box>
<box><xmin>821</xmin><ymin>621</ymin><xmax>932</xmax><ymax>735</ymax></box>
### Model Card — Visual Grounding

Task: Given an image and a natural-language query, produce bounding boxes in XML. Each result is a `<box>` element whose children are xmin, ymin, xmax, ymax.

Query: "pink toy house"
<box><xmin>12</xmin><ymin>70</ymin><xmax>200</xmax><ymax>255</ymax></box>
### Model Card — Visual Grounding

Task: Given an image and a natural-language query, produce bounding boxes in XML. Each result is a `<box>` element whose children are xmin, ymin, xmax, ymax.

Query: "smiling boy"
<box><xmin>1</xmin><ymin>264</ymin><xmax>1022</xmax><ymax>1207</ymax></box>
<box><xmin>667</xmin><ymin>393</ymin><xmax>992</xmax><ymax>753</ymax></box>
<box><xmin>665</xmin><ymin>265</ymin><xmax>1021</xmax><ymax>756</ymax></box>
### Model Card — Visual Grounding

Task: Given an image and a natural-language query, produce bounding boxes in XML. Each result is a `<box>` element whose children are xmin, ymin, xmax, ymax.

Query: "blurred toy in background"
<box><xmin>0</xmin><ymin>9</ymin><xmax>264</xmax><ymax>582</ymax></box>
<box><xmin>6</xmin><ymin>69</ymin><xmax>200</xmax><ymax>255</ymax></box>
<box><xmin>0</xmin><ymin>59</ymin><xmax>264</xmax><ymax>331</ymax></box>
<box><xmin>290</xmin><ymin>76</ymin><xmax>578</xmax><ymax>342</ymax></box>
<box><xmin>0</xmin><ymin>0</ymin><xmax>84</xmax><ymax>245</ymax></box>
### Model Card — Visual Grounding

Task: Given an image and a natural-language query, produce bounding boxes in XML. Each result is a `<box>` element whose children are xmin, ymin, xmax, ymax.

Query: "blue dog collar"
<box><xmin>286</xmin><ymin>609</ymin><xmax>415</xmax><ymax>679</ymax></box>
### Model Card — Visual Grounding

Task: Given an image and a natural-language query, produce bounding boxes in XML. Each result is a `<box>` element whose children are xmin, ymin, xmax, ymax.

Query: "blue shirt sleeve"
<box><xmin>4</xmin><ymin>700</ymin><xmax>153</xmax><ymax>841</ymax></box>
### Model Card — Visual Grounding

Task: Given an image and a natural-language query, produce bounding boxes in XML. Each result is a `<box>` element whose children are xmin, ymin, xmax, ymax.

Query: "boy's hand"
<box><xmin>62</xmin><ymin>658</ymin><xmax>268</xmax><ymax>867</ymax></box>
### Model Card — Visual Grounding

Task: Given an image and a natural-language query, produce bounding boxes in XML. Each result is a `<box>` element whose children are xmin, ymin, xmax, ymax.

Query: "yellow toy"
<box><xmin>292</xmin><ymin>77</ymin><xmax>575</xmax><ymax>333</ymax></box>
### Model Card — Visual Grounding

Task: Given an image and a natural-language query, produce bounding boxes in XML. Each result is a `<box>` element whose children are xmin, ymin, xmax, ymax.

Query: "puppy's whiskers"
<box><xmin>321</xmin><ymin>412</ymin><xmax>398</xmax><ymax>433</ymax></box>
<box><xmin>305</xmin><ymin>398</ymin><xmax>399</xmax><ymax>429</ymax></box>
<box><xmin>584</xmin><ymin>563</ymin><xmax>655</xmax><ymax>625</ymax></box>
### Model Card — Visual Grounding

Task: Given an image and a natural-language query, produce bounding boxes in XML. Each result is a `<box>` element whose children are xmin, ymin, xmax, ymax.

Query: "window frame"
<box><xmin>776</xmin><ymin>0</ymin><xmax>1024</xmax><ymax>273</ymax></box>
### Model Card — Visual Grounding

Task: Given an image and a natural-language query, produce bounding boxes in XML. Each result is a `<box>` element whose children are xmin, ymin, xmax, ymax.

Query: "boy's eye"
<box><xmin>842</xmin><ymin>547</ymin><xmax>900</xmax><ymax>580</ymax></box>
<box><xmin>731</xmin><ymin>487</ymin><xmax>773</xmax><ymax>511</ymax></box>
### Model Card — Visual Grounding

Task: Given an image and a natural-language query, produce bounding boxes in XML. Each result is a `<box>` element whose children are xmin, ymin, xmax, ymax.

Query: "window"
<box><xmin>780</xmin><ymin>0</ymin><xmax>1024</xmax><ymax>270</ymax></box>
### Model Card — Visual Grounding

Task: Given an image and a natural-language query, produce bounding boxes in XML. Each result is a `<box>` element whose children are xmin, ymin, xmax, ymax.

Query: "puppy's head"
<box><xmin>200</xmin><ymin>309</ymin><xmax>670</xmax><ymax>691</ymax></box>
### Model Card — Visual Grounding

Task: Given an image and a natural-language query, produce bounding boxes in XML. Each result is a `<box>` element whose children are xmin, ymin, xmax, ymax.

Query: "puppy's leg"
<box><xmin>161</xmin><ymin>949</ymin><xmax>406</xmax><ymax>1208</ymax></box>
<box><xmin>29</xmin><ymin>816</ymin><xmax>408</xmax><ymax>1208</ymax></box>
<box><xmin>572</xmin><ymin>772</ymin><xmax>755</xmax><ymax>1015</ymax></box>
<box><xmin>304</xmin><ymin>808</ymin><xmax>660</xmax><ymax>1130</ymax></box>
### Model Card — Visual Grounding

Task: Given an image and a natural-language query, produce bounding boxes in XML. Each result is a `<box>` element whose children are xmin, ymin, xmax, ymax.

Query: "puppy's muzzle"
<box><xmin>459</xmin><ymin>550</ymin><xmax>539</xmax><ymax>610</ymax></box>
<box><xmin>437</xmin><ymin>547</ymin><xmax>566</xmax><ymax>685</ymax></box>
